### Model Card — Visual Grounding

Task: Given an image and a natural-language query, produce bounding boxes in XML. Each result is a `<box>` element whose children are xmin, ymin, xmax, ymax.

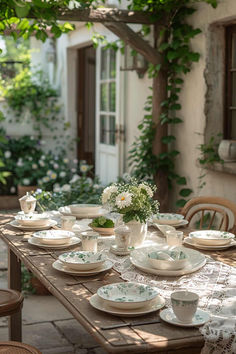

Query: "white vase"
<box><xmin>125</xmin><ymin>220</ymin><xmax>147</xmax><ymax>247</ymax></box>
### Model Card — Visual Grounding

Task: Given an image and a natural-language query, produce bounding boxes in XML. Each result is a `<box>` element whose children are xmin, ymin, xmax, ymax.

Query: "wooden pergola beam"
<box><xmin>104</xmin><ymin>22</ymin><xmax>159</xmax><ymax>66</ymax></box>
<box><xmin>55</xmin><ymin>8</ymin><xmax>156</xmax><ymax>24</ymax></box>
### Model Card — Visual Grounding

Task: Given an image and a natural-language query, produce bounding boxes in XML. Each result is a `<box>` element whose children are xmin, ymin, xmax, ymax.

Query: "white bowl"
<box><xmin>69</xmin><ymin>204</ymin><xmax>102</xmax><ymax>215</ymax></box>
<box><xmin>89</xmin><ymin>224</ymin><xmax>114</xmax><ymax>236</ymax></box>
<box><xmin>97</xmin><ymin>282</ymin><xmax>159</xmax><ymax>310</ymax></box>
<box><xmin>33</xmin><ymin>230</ymin><xmax>74</xmax><ymax>245</ymax></box>
<box><xmin>190</xmin><ymin>230</ymin><xmax>235</xmax><ymax>246</ymax></box>
<box><xmin>148</xmin><ymin>249</ymin><xmax>188</xmax><ymax>270</ymax></box>
<box><xmin>58</xmin><ymin>251</ymin><xmax>106</xmax><ymax>270</ymax></box>
<box><xmin>152</xmin><ymin>213</ymin><xmax>184</xmax><ymax>225</ymax></box>
<box><xmin>15</xmin><ymin>213</ymin><xmax>50</xmax><ymax>227</ymax></box>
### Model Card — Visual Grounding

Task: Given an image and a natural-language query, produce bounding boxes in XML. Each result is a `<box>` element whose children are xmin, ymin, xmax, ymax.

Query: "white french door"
<box><xmin>95</xmin><ymin>46</ymin><xmax>121</xmax><ymax>185</ymax></box>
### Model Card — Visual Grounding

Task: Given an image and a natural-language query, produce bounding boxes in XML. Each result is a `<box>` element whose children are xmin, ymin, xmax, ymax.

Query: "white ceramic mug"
<box><xmin>166</xmin><ymin>230</ymin><xmax>183</xmax><ymax>246</ymax></box>
<box><xmin>81</xmin><ymin>231</ymin><xmax>99</xmax><ymax>252</ymax></box>
<box><xmin>61</xmin><ymin>216</ymin><xmax>76</xmax><ymax>230</ymax></box>
<box><xmin>171</xmin><ymin>291</ymin><xmax>199</xmax><ymax>323</ymax></box>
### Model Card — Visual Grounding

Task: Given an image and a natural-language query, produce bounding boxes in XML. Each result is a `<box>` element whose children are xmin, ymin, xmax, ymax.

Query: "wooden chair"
<box><xmin>0</xmin><ymin>289</ymin><xmax>24</xmax><ymax>341</ymax></box>
<box><xmin>0</xmin><ymin>341</ymin><xmax>41</xmax><ymax>353</ymax></box>
<box><xmin>181</xmin><ymin>196</ymin><xmax>236</xmax><ymax>233</ymax></box>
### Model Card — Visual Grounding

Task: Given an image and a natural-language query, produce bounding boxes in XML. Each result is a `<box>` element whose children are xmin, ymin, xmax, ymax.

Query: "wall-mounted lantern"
<box><xmin>120</xmin><ymin>45</ymin><xmax>148</xmax><ymax>79</ymax></box>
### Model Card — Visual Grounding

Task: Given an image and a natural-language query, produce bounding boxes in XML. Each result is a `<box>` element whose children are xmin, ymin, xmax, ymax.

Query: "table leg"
<box><xmin>8</xmin><ymin>248</ymin><xmax>22</xmax><ymax>341</ymax></box>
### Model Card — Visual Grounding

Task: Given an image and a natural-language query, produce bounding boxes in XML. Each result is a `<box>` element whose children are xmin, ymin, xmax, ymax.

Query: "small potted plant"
<box><xmin>101</xmin><ymin>177</ymin><xmax>159</xmax><ymax>246</ymax></box>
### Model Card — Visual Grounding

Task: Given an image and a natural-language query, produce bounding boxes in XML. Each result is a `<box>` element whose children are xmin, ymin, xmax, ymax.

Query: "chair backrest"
<box><xmin>181</xmin><ymin>196</ymin><xmax>236</xmax><ymax>233</ymax></box>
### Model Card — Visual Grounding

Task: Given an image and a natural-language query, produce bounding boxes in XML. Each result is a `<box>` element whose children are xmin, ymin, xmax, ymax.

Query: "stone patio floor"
<box><xmin>0</xmin><ymin>238</ymin><xmax>106</xmax><ymax>354</ymax></box>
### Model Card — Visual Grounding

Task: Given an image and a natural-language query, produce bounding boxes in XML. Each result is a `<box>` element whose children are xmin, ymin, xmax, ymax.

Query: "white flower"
<box><xmin>10</xmin><ymin>186</ymin><xmax>16</xmax><ymax>193</ymax></box>
<box><xmin>41</xmin><ymin>155</ymin><xmax>46</xmax><ymax>160</ymax></box>
<box><xmin>102</xmin><ymin>185</ymin><xmax>118</xmax><ymax>204</ymax></box>
<box><xmin>35</xmin><ymin>188</ymin><xmax>42</xmax><ymax>194</ymax></box>
<box><xmin>50</xmin><ymin>172</ymin><xmax>57</xmax><ymax>180</ymax></box>
<box><xmin>63</xmin><ymin>158</ymin><xmax>69</xmax><ymax>164</ymax></box>
<box><xmin>47</xmin><ymin>170</ymin><xmax>53</xmax><ymax>176</ymax></box>
<box><xmin>115</xmin><ymin>192</ymin><xmax>132</xmax><ymax>209</ymax></box>
<box><xmin>28</xmin><ymin>157</ymin><xmax>33</xmax><ymax>161</ymax></box>
<box><xmin>122</xmin><ymin>172</ymin><xmax>131</xmax><ymax>182</ymax></box>
<box><xmin>69</xmin><ymin>174</ymin><xmax>80</xmax><ymax>183</ymax></box>
<box><xmin>71</xmin><ymin>168</ymin><xmax>76</xmax><ymax>173</ymax></box>
<box><xmin>30</xmin><ymin>136</ymin><xmax>34</xmax><ymax>140</ymax></box>
<box><xmin>43</xmin><ymin>176</ymin><xmax>50</xmax><ymax>183</ymax></box>
<box><xmin>39</xmin><ymin>160</ymin><xmax>45</xmax><ymax>167</ymax></box>
<box><xmin>38</xmin><ymin>179</ymin><xmax>43</xmax><ymax>185</ymax></box>
<box><xmin>80</xmin><ymin>164</ymin><xmax>88</xmax><ymax>173</ymax></box>
<box><xmin>17</xmin><ymin>158</ymin><xmax>23</xmax><ymax>167</ymax></box>
<box><xmin>32</xmin><ymin>164</ymin><xmax>37</xmax><ymax>169</ymax></box>
<box><xmin>61</xmin><ymin>184</ymin><xmax>71</xmax><ymax>192</ymax></box>
<box><xmin>86</xmin><ymin>177</ymin><xmax>92</xmax><ymax>185</ymax></box>
<box><xmin>4</xmin><ymin>151</ymin><xmax>11</xmax><ymax>158</ymax></box>
<box><xmin>73</xmin><ymin>158</ymin><xmax>78</xmax><ymax>164</ymax></box>
<box><xmin>53</xmin><ymin>163</ymin><xmax>59</xmax><ymax>169</ymax></box>
<box><xmin>139</xmin><ymin>183</ymin><xmax>153</xmax><ymax>198</ymax></box>
<box><xmin>53</xmin><ymin>184</ymin><xmax>61</xmax><ymax>192</ymax></box>
<box><xmin>93</xmin><ymin>184</ymin><xmax>100</xmax><ymax>189</ymax></box>
<box><xmin>22</xmin><ymin>178</ymin><xmax>30</xmax><ymax>186</ymax></box>
<box><xmin>40</xmin><ymin>140</ymin><xmax>46</xmax><ymax>145</ymax></box>
<box><xmin>59</xmin><ymin>171</ymin><xmax>66</xmax><ymax>178</ymax></box>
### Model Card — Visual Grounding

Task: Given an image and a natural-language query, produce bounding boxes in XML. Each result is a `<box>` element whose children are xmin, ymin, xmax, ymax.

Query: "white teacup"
<box><xmin>166</xmin><ymin>230</ymin><xmax>184</xmax><ymax>246</ymax></box>
<box><xmin>61</xmin><ymin>216</ymin><xmax>76</xmax><ymax>230</ymax></box>
<box><xmin>81</xmin><ymin>231</ymin><xmax>99</xmax><ymax>252</ymax></box>
<box><xmin>171</xmin><ymin>291</ymin><xmax>199</xmax><ymax>323</ymax></box>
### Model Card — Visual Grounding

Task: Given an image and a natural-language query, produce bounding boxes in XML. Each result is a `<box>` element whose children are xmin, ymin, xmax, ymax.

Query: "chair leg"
<box><xmin>9</xmin><ymin>310</ymin><xmax>22</xmax><ymax>341</ymax></box>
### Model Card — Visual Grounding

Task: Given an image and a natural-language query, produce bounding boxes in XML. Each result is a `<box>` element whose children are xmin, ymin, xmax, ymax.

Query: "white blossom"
<box><xmin>43</xmin><ymin>176</ymin><xmax>50</xmax><ymax>183</ymax></box>
<box><xmin>32</xmin><ymin>164</ymin><xmax>37</xmax><ymax>169</ymax></box>
<box><xmin>69</xmin><ymin>174</ymin><xmax>80</xmax><ymax>184</ymax></box>
<box><xmin>63</xmin><ymin>158</ymin><xmax>69</xmax><ymax>164</ymax></box>
<box><xmin>4</xmin><ymin>151</ymin><xmax>11</xmax><ymax>158</ymax></box>
<box><xmin>139</xmin><ymin>183</ymin><xmax>153</xmax><ymax>198</ymax></box>
<box><xmin>17</xmin><ymin>158</ymin><xmax>23</xmax><ymax>167</ymax></box>
<box><xmin>53</xmin><ymin>184</ymin><xmax>61</xmax><ymax>192</ymax></box>
<box><xmin>61</xmin><ymin>184</ymin><xmax>71</xmax><ymax>192</ymax></box>
<box><xmin>10</xmin><ymin>186</ymin><xmax>16</xmax><ymax>193</ymax></box>
<box><xmin>73</xmin><ymin>158</ymin><xmax>78</xmax><ymax>164</ymax></box>
<box><xmin>50</xmin><ymin>172</ymin><xmax>57</xmax><ymax>180</ymax></box>
<box><xmin>71</xmin><ymin>168</ymin><xmax>76</xmax><ymax>173</ymax></box>
<box><xmin>59</xmin><ymin>171</ymin><xmax>66</xmax><ymax>178</ymax></box>
<box><xmin>22</xmin><ymin>178</ymin><xmax>30</xmax><ymax>186</ymax></box>
<box><xmin>115</xmin><ymin>192</ymin><xmax>132</xmax><ymax>209</ymax></box>
<box><xmin>80</xmin><ymin>164</ymin><xmax>88</xmax><ymax>173</ymax></box>
<box><xmin>102</xmin><ymin>185</ymin><xmax>118</xmax><ymax>204</ymax></box>
<box><xmin>53</xmin><ymin>163</ymin><xmax>59</xmax><ymax>169</ymax></box>
<box><xmin>39</xmin><ymin>160</ymin><xmax>45</xmax><ymax>167</ymax></box>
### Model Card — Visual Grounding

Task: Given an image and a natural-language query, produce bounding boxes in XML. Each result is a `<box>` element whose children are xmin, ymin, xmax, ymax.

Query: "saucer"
<box><xmin>89</xmin><ymin>293</ymin><xmax>165</xmax><ymax>317</ymax></box>
<box><xmin>52</xmin><ymin>259</ymin><xmax>113</xmax><ymax>276</ymax></box>
<box><xmin>160</xmin><ymin>308</ymin><xmax>210</xmax><ymax>327</ymax></box>
<box><xmin>110</xmin><ymin>244</ymin><xmax>130</xmax><ymax>256</ymax></box>
<box><xmin>28</xmin><ymin>236</ymin><xmax>81</xmax><ymax>249</ymax></box>
<box><xmin>9</xmin><ymin>219</ymin><xmax>57</xmax><ymax>231</ymax></box>
<box><xmin>184</xmin><ymin>237</ymin><xmax>236</xmax><ymax>250</ymax></box>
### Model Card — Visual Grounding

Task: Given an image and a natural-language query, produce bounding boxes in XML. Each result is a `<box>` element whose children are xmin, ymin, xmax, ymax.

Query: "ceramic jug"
<box><xmin>19</xmin><ymin>192</ymin><xmax>37</xmax><ymax>214</ymax></box>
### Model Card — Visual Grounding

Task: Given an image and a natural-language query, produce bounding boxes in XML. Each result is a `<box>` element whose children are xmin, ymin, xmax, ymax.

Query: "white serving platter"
<box><xmin>130</xmin><ymin>246</ymin><xmax>206</xmax><ymax>276</ymax></box>
<box><xmin>9</xmin><ymin>219</ymin><xmax>57</xmax><ymax>231</ymax></box>
<box><xmin>89</xmin><ymin>293</ymin><xmax>165</xmax><ymax>317</ymax></box>
<box><xmin>52</xmin><ymin>259</ymin><xmax>113</xmax><ymax>276</ymax></box>
<box><xmin>28</xmin><ymin>236</ymin><xmax>81</xmax><ymax>249</ymax></box>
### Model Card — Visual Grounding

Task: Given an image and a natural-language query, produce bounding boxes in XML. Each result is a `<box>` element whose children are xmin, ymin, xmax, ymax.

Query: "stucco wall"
<box><xmin>172</xmin><ymin>0</ymin><xmax>236</xmax><ymax>208</ymax></box>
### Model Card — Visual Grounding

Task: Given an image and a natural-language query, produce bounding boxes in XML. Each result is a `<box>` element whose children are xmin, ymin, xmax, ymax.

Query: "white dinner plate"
<box><xmin>59</xmin><ymin>206</ymin><xmax>109</xmax><ymax>219</ymax></box>
<box><xmin>184</xmin><ymin>237</ymin><xmax>236</xmax><ymax>250</ymax></box>
<box><xmin>150</xmin><ymin>219</ymin><xmax>188</xmax><ymax>229</ymax></box>
<box><xmin>130</xmin><ymin>246</ymin><xmax>206</xmax><ymax>276</ymax></box>
<box><xmin>89</xmin><ymin>293</ymin><xmax>165</xmax><ymax>317</ymax></box>
<box><xmin>9</xmin><ymin>219</ymin><xmax>57</xmax><ymax>231</ymax></box>
<box><xmin>160</xmin><ymin>308</ymin><xmax>210</xmax><ymax>327</ymax></box>
<box><xmin>52</xmin><ymin>259</ymin><xmax>113</xmax><ymax>276</ymax></box>
<box><xmin>28</xmin><ymin>236</ymin><xmax>81</xmax><ymax>249</ymax></box>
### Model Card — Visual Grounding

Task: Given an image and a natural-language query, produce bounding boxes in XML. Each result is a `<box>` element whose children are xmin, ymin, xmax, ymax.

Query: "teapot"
<box><xmin>19</xmin><ymin>192</ymin><xmax>37</xmax><ymax>214</ymax></box>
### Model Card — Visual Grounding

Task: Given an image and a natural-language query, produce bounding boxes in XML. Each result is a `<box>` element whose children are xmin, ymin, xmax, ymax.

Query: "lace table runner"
<box><xmin>49</xmin><ymin>213</ymin><xmax>236</xmax><ymax>354</ymax></box>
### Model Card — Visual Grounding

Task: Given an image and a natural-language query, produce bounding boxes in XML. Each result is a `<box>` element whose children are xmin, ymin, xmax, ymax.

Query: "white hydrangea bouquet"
<box><xmin>101</xmin><ymin>178</ymin><xmax>159</xmax><ymax>223</ymax></box>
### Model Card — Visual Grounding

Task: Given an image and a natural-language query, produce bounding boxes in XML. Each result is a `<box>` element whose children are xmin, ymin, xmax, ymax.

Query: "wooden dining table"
<box><xmin>0</xmin><ymin>211</ymin><xmax>235</xmax><ymax>354</ymax></box>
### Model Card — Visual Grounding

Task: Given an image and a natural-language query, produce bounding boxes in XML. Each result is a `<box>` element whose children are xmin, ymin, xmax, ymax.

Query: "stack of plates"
<box><xmin>184</xmin><ymin>230</ymin><xmax>236</xmax><ymax>250</ymax></box>
<box><xmin>28</xmin><ymin>230</ymin><xmax>81</xmax><ymax>249</ymax></box>
<box><xmin>151</xmin><ymin>213</ymin><xmax>188</xmax><ymax>228</ymax></box>
<box><xmin>10</xmin><ymin>213</ymin><xmax>57</xmax><ymax>231</ymax></box>
<box><xmin>90</xmin><ymin>282</ymin><xmax>165</xmax><ymax>317</ymax></box>
<box><xmin>59</xmin><ymin>204</ymin><xmax>108</xmax><ymax>219</ymax></box>
<box><xmin>130</xmin><ymin>246</ymin><xmax>206</xmax><ymax>276</ymax></box>
<box><xmin>52</xmin><ymin>250</ymin><xmax>113</xmax><ymax>276</ymax></box>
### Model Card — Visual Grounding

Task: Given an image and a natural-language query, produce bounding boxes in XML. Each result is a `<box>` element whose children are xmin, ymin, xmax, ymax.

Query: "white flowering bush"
<box><xmin>101</xmin><ymin>177</ymin><xmax>159</xmax><ymax>223</ymax></box>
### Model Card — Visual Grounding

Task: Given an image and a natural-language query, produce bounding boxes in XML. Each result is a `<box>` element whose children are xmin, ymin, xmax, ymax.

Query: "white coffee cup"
<box><xmin>171</xmin><ymin>291</ymin><xmax>199</xmax><ymax>323</ymax></box>
<box><xmin>166</xmin><ymin>230</ymin><xmax>184</xmax><ymax>246</ymax></box>
<box><xmin>61</xmin><ymin>216</ymin><xmax>76</xmax><ymax>230</ymax></box>
<box><xmin>81</xmin><ymin>231</ymin><xmax>99</xmax><ymax>252</ymax></box>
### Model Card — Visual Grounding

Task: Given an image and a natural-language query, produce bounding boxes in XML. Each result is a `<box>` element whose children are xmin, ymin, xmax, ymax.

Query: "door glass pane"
<box><xmin>109</xmin><ymin>49</ymin><xmax>116</xmax><ymax>78</ymax></box>
<box><xmin>232</xmin><ymin>33</ymin><xmax>236</xmax><ymax>69</ymax></box>
<box><xmin>100</xmin><ymin>83</ymin><xmax>108</xmax><ymax>111</ymax></box>
<box><xmin>109</xmin><ymin>116</ymin><xmax>116</xmax><ymax>145</ymax></box>
<box><xmin>101</xmin><ymin>49</ymin><xmax>107</xmax><ymax>80</ymax></box>
<box><xmin>232</xmin><ymin>72</ymin><xmax>236</xmax><ymax>106</ymax></box>
<box><xmin>109</xmin><ymin>82</ymin><xmax>116</xmax><ymax>112</ymax></box>
<box><xmin>100</xmin><ymin>115</ymin><xmax>106</xmax><ymax>143</ymax></box>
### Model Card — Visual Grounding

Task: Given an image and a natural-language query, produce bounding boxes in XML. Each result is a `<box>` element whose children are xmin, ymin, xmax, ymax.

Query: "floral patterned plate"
<box><xmin>160</xmin><ymin>308</ymin><xmax>210</xmax><ymax>327</ymax></box>
<box><xmin>28</xmin><ymin>236</ymin><xmax>81</xmax><ymax>249</ymax></box>
<box><xmin>33</xmin><ymin>230</ymin><xmax>74</xmax><ymax>245</ymax></box>
<box><xmin>152</xmin><ymin>213</ymin><xmax>184</xmax><ymax>225</ymax></box>
<box><xmin>189</xmin><ymin>230</ymin><xmax>235</xmax><ymax>246</ymax></box>
<box><xmin>9</xmin><ymin>219</ymin><xmax>57</xmax><ymax>231</ymax></box>
<box><xmin>58</xmin><ymin>251</ymin><xmax>106</xmax><ymax>270</ymax></box>
<box><xmin>52</xmin><ymin>259</ymin><xmax>113</xmax><ymax>276</ymax></box>
<box><xmin>89</xmin><ymin>293</ymin><xmax>165</xmax><ymax>317</ymax></box>
<box><xmin>184</xmin><ymin>236</ymin><xmax>236</xmax><ymax>250</ymax></box>
<box><xmin>97</xmin><ymin>282</ymin><xmax>159</xmax><ymax>310</ymax></box>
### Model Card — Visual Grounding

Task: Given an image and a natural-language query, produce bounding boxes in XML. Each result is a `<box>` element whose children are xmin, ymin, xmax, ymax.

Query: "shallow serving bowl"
<box><xmin>69</xmin><ymin>204</ymin><xmax>102</xmax><ymax>215</ymax></box>
<box><xmin>148</xmin><ymin>249</ymin><xmax>188</xmax><ymax>270</ymax></box>
<box><xmin>89</xmin><ymin>224</ymin><xmax>114</xmax><ymax>236</ymax></box>
<box><xmin>97</xmin><ymin>282</ymin><xmax>159</xmax><ymax>310</ymax></box>
<box><xmin>15</xmin><ymin>213</ymin><xmax>50</xmax><ymax>227</ymax></box>
<box><xmin>58</xmin><ymin>251</ymin><xmax>106</xmax><ymax>270</ymax></box>
<box><xmin>152</xmin><ymin>213</ymin><xmax>184</xmax><ymax>225</ymax></box>
<box><xmin>189</xmin><ymin>230</ymin><xmax>235</xmax><ymax>246</ymax></box>
<box><xmin>33</xmin><ymin>230</ymin><xmax>74</xmax><ymax>245</ymax></box>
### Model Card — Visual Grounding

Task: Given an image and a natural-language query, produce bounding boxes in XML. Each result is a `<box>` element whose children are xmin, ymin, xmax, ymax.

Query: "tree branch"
<box><xmin>103</xmin><ymin>22</ymin><xmax>159</xmax><ymax>65</ymax></box>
